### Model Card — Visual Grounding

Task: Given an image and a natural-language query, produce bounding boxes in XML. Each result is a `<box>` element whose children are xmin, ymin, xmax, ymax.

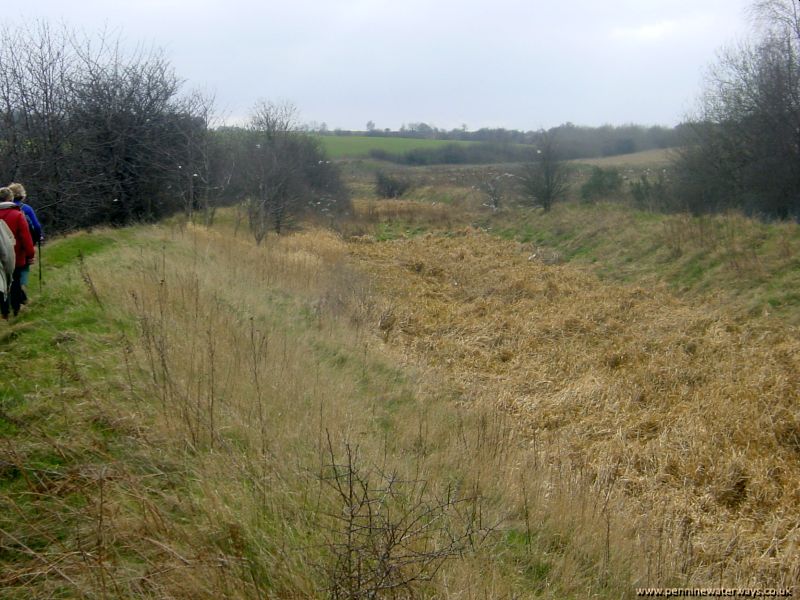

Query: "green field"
<box><xmin>319</xmin><ymin>134</ymin><xmax>475</xmax><ymax>158</ymax></box>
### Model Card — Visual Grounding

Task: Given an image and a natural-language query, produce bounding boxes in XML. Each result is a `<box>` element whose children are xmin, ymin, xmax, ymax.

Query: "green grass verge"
<box><xmin>374</xmin><ymin>221</ymin><xmax>429</xmax><ymax>241</ymax></box>
<box><xmin>481</xmin><ymin>202</ymin><xmax>800</xmax><ymax>322</ymax></box>
<box><xmin>0</xmin><ymin>231</ymin><xmax>146</xmax><ymax>594</ymax></box>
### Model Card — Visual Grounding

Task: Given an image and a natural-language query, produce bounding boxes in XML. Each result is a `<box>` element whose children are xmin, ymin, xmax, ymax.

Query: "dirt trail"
<box><xmin>347</xmin><ymin>228</ymin><xmax>800</xmax><ymax>584</ymax></box>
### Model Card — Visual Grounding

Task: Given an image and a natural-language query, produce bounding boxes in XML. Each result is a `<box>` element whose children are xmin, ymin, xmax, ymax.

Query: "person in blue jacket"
<box><xmin>8</xmin><ymin>183</ymin><xmax>42</xmax><ymax>304</ymax></box>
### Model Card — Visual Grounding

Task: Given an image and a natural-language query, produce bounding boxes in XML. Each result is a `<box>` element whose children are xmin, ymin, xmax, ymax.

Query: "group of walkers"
<box><xmin>0</xmin><ymin>183</ymin><xmax>43</xmax><ymax>320</ymax></box>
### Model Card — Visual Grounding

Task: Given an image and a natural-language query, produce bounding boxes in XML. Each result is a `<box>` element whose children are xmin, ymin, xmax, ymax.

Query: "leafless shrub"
<box><xmin>476</xmin><ymin>172</ymin><xmax>514</xmax><ymax>211</ymax></box>
<box><xmin>516</xmin><ymin>130</ymin><xmax>570</xmax><ymax>211</ymax></box>
<box><xmin>319</xmin><ymin>432</ymin><xmax>489</xmax><ymax>599</ymax></box>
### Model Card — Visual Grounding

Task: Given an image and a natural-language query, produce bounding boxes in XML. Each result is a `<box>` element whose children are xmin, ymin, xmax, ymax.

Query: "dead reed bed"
<box><xmin>347</xmin><ymin>227</ymin><xmax>800</xmax><ymax>588</ymax></box>
<box><xmin>351</xmin><ymin>197</ymin><xmax>459</xmax><ymax>225</ymax></box>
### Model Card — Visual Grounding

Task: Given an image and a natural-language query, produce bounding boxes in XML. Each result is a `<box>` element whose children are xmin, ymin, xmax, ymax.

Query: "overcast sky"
<box><xmin>14</xmin><ymin>0</ymin><xmax>754</xmax><ymax>130</ymax></box>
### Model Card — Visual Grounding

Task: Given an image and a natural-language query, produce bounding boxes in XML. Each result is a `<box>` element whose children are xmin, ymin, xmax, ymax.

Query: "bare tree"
<box><xmin>0</xmin><ymin>22</ymin><xmax>79</xmax><ymax>227</ymax></box>
<box><xmin>244</xmin><ymin>101</ymin><xmax>349</xmax><ymax>241</ymax></box>
<box><xmin>0</xmin><ymin>23</ymin><xmax>349</xmax><ymax>237</ymax></box>
<box><xmin>674</xmin><ymin>0</ymin><xmax>800</xmax><ymax>218</ymax></box>
<box><xmin>71</xmin><ymin>35</ymin><xmax>185</xmax><ymax>224</ymax></box>
<box><xmin>752</xmin><ymin>0</ymin><xmax>800</xmax><ymax>43</ymax></box>
<box><xmin>517</xmin><ymin>130</ymin><xmax>570</xmax><ymax>211</ymax></box>
<box><xmin>0</xmin><ymin>22</ymin><xmax>200</xmax><ymax>231</ymax></box>
<box><xmin>246</xmin><ymin>101</ymin><xmax>298</xmax><ymax>239</ymax></box>
<box><xmin>250</xmin><ymin>99</ymin><xmax>298</xmax><ymax>141</ymax></box>
<box><xmin>170</xmin><ymin>90</ymin><xmax>223</xmax><ymax>224</ymax></box>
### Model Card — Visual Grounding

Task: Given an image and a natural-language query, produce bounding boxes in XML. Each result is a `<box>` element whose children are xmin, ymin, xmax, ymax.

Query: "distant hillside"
<box><xmin>318</xmin><ymin>123</ymin><xmax>684</xmax><ymax>162</ymax></box>
<box><xmin>319</xmin><ymin>135</ymin><xmax>477</xmax><ymax>159</ymax></box>
<box><xmin>320</xmin><ymin>135</ymin><xmax>681</xmax><ymax>166</ymax></box>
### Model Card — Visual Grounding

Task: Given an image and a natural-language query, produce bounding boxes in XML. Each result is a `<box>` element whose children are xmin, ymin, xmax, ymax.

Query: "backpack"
<box><xmin>23</xmin><ymin>208</ymin><xmax>41</xmax><ymax>244</ymax></box>
<box><xmin>0</xmin><ymin>219</ymin><xmax>15</xmax><ymax>296</ymax></box>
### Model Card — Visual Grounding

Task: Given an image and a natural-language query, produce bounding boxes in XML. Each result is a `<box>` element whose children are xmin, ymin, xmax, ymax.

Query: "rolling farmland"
<box><xmin>319</xmin><ymin>134</ymin><xmax>478</xmax><ymax>158</ymax></box>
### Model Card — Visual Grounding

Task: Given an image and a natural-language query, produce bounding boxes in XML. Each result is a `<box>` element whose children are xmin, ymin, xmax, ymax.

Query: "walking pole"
<box><xmin>38</xmin><ymin>240</ymin><xmax>42</xmax><ymax>290</ymax></box>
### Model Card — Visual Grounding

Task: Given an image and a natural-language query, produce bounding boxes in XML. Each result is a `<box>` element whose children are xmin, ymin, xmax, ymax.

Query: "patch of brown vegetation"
<box><xmin>351</xmin><ymin>197</ymin><xmax>457</xmax><ymax>224</ymax></box>
<box><xmin>348</xmin><ymin>228</ymin><xmax>800</xmax><ymax>585</ymax></box>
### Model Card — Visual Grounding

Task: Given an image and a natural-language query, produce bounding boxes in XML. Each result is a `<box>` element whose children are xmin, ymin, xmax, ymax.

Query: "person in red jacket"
<box><xmin>0</xmin><ymin>187</ymin><xmax>35</xmax><ymax>319</ymax></box>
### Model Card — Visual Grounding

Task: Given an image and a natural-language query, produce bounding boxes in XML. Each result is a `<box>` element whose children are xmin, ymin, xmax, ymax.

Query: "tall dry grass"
<box><xmin>9</xmin><ymin>203</ymin><xmax>795</xmax><ymax>597</ymax></box>
<box><xmin>50</xmin><ymin>221</ymin><xmax>644</xmax><ymax>598</ymax></box>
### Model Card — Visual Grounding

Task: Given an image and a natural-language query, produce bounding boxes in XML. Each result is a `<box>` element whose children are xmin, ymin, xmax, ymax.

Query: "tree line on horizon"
<box><xmin>1</xmin><ymin>0</ymin><xmax>797</xmax><ymax>236</ymax></box>
<box><xmin>317</xmin><ymin>121</ymin><xmax>686</xmax><ymax>161</ymax></box>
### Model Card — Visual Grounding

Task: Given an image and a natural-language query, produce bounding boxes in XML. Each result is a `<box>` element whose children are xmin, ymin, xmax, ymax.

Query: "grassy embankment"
<box><xmin>485</xmin><ymin>203</ymin><xmax>800</xmax><ymax>320</ymax></box>
<box><xmin>2</xmin><ymin>219</ymin><xmax>645</xmax><ymax>598</ymax></box>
